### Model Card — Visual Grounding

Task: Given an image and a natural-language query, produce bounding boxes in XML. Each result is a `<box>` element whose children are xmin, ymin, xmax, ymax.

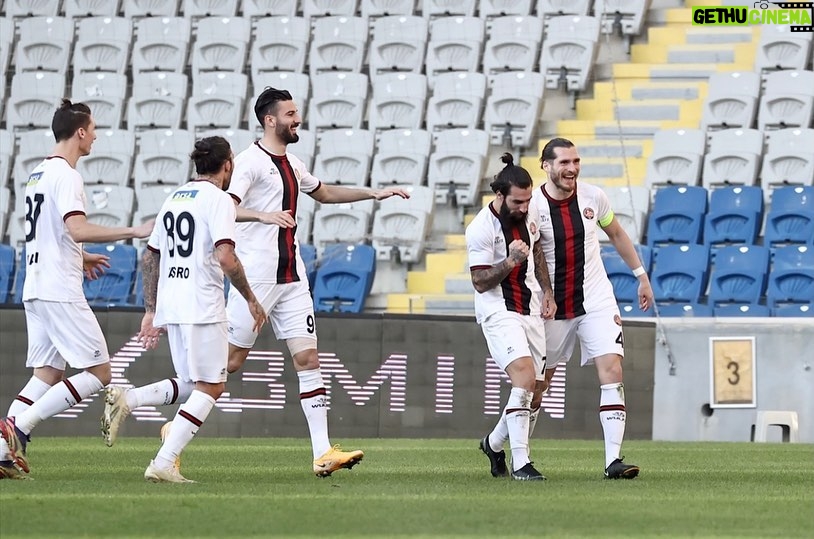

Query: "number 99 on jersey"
<box><xmin>709</xmin><ymin>337</ymin><xmax>756</xmax><ymax>408</ymax></box>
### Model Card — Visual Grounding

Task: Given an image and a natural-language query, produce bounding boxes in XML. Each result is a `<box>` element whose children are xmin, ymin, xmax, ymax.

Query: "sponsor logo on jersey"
<box><xmin>583</xmin><ymin>207</ymin><xmax>595</xmax><ymax>220</ymax></box>
<box><xmin>171</xmin><ymin>190</ymin><xmax>199</xmax><ymax>201</ymax></box>
<box><xmin>26</xmin><ymin>172</ymin><xmax>43</xmax><ymax>186</ymax></box>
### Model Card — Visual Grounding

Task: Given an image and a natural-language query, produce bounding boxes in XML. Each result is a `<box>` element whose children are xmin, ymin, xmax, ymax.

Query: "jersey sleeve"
<box><xmin>146</xmin><ymin>204</ymin><xmax>164</xmax><ymax>252</ymax></box>
<box><xmin>466</xmin><ymin>219</ymin><xmax>495</xmax><ymax>270</ymax></box>
<box><xmin>596</xmin><ymin>188</ymin><xmax>615</xmax><ymax>229</ymax></box>
<box><xmin>210</xmin><ymin>192</ymin><xmax>237</xmax><ymax>248</ymax></box>
<box><xmin>56</xmin><ymin>169</ymin><xmax>86</xmax><ymax>220</ymax></box>
<box><xmin>226</xmin><ymin>150</ymin><xmax>254</xmax><ymax>204</ymax></box>
<box><xmin>290</xmin><ymin>154</ymin><xmax>321</xmax><ymax>194</ymax></box>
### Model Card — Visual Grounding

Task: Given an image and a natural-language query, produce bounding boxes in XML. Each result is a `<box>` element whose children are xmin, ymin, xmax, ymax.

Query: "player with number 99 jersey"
<box><xmin>147</xmin><ymin>180</ymin><xmax>237</xmax><ymax>326</ymax></box>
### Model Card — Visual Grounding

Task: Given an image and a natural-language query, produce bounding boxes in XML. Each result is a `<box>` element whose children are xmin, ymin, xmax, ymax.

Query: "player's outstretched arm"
<box><xmin>216</xmin><ymin>243</ymin><xmax>267</xmax><ymax>333</ymax></box>
<box><xmin>309</xmin><ymin>184</ymin><xmax>411</xmax><ymax>204</ymax></box>
<box><xmin>235</xmin><ymin>206</ymin><xmax>296</xmax><ymax>228</ymax></box>
<box><xmin>66</xmin><ymin>214</ymin><xmax>155</xmax><ymax>244</ymax></box>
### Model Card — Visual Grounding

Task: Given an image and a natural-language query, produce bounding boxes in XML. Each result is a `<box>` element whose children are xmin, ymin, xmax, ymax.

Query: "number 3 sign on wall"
<box><xmin>709</xmin><ymin>337</ymin><xmax>757</xmax><ymax>408</ymax></box>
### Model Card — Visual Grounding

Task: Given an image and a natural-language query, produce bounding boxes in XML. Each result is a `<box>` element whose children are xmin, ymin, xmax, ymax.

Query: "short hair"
<box><xmin>489</xmin><ymin>153</ymin><xmax>533</xmax><ymax>196</ymax></box>
<box><xmin>539</xmin><ymin>137</ymin><xmax>575</xmax><ymax>164</ymax></box>
<box><xmin>51</xmin><ymin>98</ymin><xmax>92</xmax><ymax>142</ymax></box>
<box><xmin>253</xmin><ymin>87</ymin><xmax>293</xmax><ymax>126</ymax></box>
<box><xmin>190</xmin><ymin>136</ymin><xmax>232</xmax><ymax>176</ymax></box>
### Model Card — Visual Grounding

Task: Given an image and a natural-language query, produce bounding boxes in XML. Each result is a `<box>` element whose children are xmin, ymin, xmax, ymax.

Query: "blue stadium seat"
<box><xmin>764</xmin><ymin>186</ymin><xmax>814</xmax><ymax>246</ymax></box>
<box><xmin>0</xmin><ymin>244</ymin><xmax>15</xmax><ymax>303</ymax></box>
<box><xmin>646</xmin><ymin>186</ymin><xmax>708</xmax><ymax>246</ymax></box>
<box><xmin>714</xmin><ymin>304</ymin><xmax>771</xmax><ymax>317</ymax></box>
<box><xmin>601</xmin><ymin>245</ymin><xmax>652</xmax><ymax>303</ymax></box>
<box><xmin>299</xmin><ymin>243</ymin><xmax>317</xmax><ymax>290</ymax></box>
<box><xmin>656</xmin><ymin>302</ymin><xmax>713</xmax><ymax>317</ymax></box>
<box><xmin>83</xmin><ymin>244</ymin><xmax>138</xmax><ymax>306</ymax></box>
<box><xmin>651</xmin><ymin>243</ymin><xmax>710</xmax><ymax>303</ymax></box>
<box><xmin>772</xmin><ymin>304</ymin><xmax>813</xmax><ymax>317</ymax></box>
<box><xmin>703</xmin><ymin>186</ymin><xmax>764</xmax><ymax>248</ymax></box>
<box><xmin>708</xmin><ymin>245</ymin><xmax>770</xmax><ymax>307</ymax></box>
<box><xmin>618</xmin><ymin>302</ymin><xmax>653</xmax><ymax>317</ymax></box>
<box><xmin>767</xmin><ymin>245</ymin><xmax>814</xmax><ymax>308</ymax></box>
<box><xmin>312</xmin><ymin>244</ymin><xmax>376</xmax><ymax>313</ymax></box>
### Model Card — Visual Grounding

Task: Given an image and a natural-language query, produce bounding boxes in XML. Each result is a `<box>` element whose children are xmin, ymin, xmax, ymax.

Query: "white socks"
<box><xmin>1</xmin><ymin>376</ymin><xmax>53</xmax><ymax>460</ymax></box>
<box><xmin>155</xmin><ymin>390</ymin><xmax>215</xmax><ymax>470</ymax></box>
<box><xmin>504</xmin><ymin>387</ymin><xmax>532</xmax><ymax>472</ymax></box>
<box><xmin>599</xmin><ymin>382</ymin><xmax>627</xmax><ymax>468</ymax></box>
<box><xmin>14</xmin><ymin>371</ymin><xmax>103</xmax><ymax>435</ymax></box>
<box><xmin>126</xmin><ymin>378</ymin><xmax>194</xmax><ymax>410</ymax></box>
<box><xmin>298</xmin><ymin>369</ymin><xmax>330</xmax><ymax>458</ymax></box>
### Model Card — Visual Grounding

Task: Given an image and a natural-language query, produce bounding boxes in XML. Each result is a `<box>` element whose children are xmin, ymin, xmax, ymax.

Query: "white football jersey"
<box><xmin>466</xmin><ymin>200</ymin><xmax>543</xmax><ymax>324</ymax></box>
<box><xmin>22</xmin><ymin>157</ymin><xmax>87</xmax><ymax>302</ymax></box>
<box><xmin>532</xmin><ymin>182</ymin><xmax>617</xmax><ymax>319</ymax></box>
<box><xmin>227</xmin><ymin>141</ymin><xmax>320</xmax><ymax>284</ymax></box>
<box><xmin>147</xmin><ymin>180</ymin><xmax>237</xmax><ymax>325</ymax></box>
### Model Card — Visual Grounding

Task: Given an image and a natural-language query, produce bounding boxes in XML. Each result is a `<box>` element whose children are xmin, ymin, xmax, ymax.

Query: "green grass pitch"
<box><xmin>1</xmin><ymin>438</ymin><xmax>812</xmax><ymax>538</ymax></box>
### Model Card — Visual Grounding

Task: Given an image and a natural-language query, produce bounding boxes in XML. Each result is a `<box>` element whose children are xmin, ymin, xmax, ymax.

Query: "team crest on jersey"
<box><xmin>529</xmin><ymin>221</ymin><xmax>538</xmax><ymax>235</ymax></box>
<box><xmin>614</xmin><ymin>314</ymin><xmax>622</xmax><ymax>326</ymax></box>
<box><xmin>583</xmin><ymin>207</ymin><xmax>595</xmax><ymax>220</ymax></box>
<box><xmin>294</xmin><ymin>168</ymin><xmax>301</xmax><ymax>180</ymax></box>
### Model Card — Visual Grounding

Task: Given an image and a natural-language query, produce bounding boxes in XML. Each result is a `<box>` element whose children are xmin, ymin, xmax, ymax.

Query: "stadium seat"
<box><xmin>312</xmin><ymin>200</ymin><xmax>375</xmax><ymax>253</ymax></box>
<box><xmin>370</xmin><ymin>128</ymin><xmax>432</xmax><ymax>188</ymax></box>
<box><xmin>6</xmin><ymin>72</ymin><xmax>66</xmax><ymax>131</ymax></box>
<box><xmin>703</xmin><ymin>185</ymin><xmax>764</xmax><ymax>248</ymax></box>
<box><xmin>701</xmin><ymin>71</ymin><xmax>760</xmax><ymax>131</ymax></box>
<box><xmin>484</xmin><ymin>71</ymin><xmax>545</xmax><ymax>148</ymax></box>
<box><xmin>594</xmin><ymin>0</ymin><xmax>649</xmax><ymax>37</ymax></box>
<box><xmin>714</xmin><ymin>304</ymin><xmax>771</xmax><ymax>317</ymax></box>
<box><xmin>646</xmin><ymin>186</ymin><xmax>707</xmax><ymax>247</ymax></box>
<box><xmin>72</xmin><ymin>17</ymin><xmax>132</xmax><ymax>74</ymax></box>
<box><xmin>303</xmin><ymin>0</ymin><xmax>360</xmax><ymax>18</ymax></box>
<box><xmin>425</xmin><ymin>16</ymin><xmax>484</xmax><ymax>79</ymax></box>
<box><xmin>482</xmin><ymin>16</ymin><xmax>544</xmax><ymax>74</ymax></box>
<box><xmin>76</xmin><ymin>129</ymin><xmax>135</xmax><ymax>186</ymax></box>
<box><xmin>248</xmin><ymin>72</ymin><xmax>310</xmax><ymax>128</ymax></box>
<box><xmin>124</xmin><ymin>0</ymin><xmax>179</xmax><ymax>17</ymax></box>
<box><xmin>537</xmin><ymin>0</ymin><xmax>591</xmax><ymax>17</ymax></box>
<box><xmin>307</xmin><ymin>73</ymin><xmax>369</xmax><ymax>130</ymax></box>
<box><xmin>0</xmin><ymin>130</ymin><xmax>13</xmax><ymax>188</ymax></box>
<box><xmin>291</xmin><ymin>129</ymin><xmax>316</xmax><ymax>170</ymax></box>
<box><xmin>64</xmin><ymin>0</ymin><xmax>122</xmax><ymax>16</ymax></box>
<box><xmin>368</xmin><ymin>73</ymin><xmax>427</xmax><ymax>131</ymax></box>
<box><xmin>597</xmin><ymin>186</ymin><xmax>649</xmax><ymax>244</ymax></box>
<box><xmin>371</xmin><ymin>184</ymin><xmax>434</xmax><ymax>263</ymax></box>
<box><xmin>82</xmin><ymin>244</ymin><xmax>138</xmax><ymax>306</ymax></box>
<box><xmin>425</xmin><ymin>71</ymin><xmax>486</xmax><ymax>132</ymax></box>
<box><xmin>296</xmin><ymin>194</ymin><xmax>318</xmax><ymax>246</ymax></box>
<box><xmin>250</xmin><ymin>17</ymin><xmax>310</xmax><ymax>76</ymax></box>
<box><xmin>422</xmin><ymin>0</ymin><xmax>476</xmax><ymax>16</ymax></box>
<box><xmin>645</xmin><ymin>129</ymin><xmax>706</xmax><ymax>189</ymax></box>
<box><xmin>0</xmin><ymin>187</ymin><xmax>9</xmax><ymax>242</ymax></box>
<box><xmin>84</xmin><ymin>185</ymin><xmax>135</xmax><ymax>228</ymax></box>
<box><xmin>708</xmin><ymin>245</ymin><xmax>770</xmax><ymax>307</ymax></box>
<box><xmin>242</xmin><ymin>0</ymin><xmax>298</xmax><ymax>17</ymax></box>
<box><xmin>127</xmin><ymin>72</ymin><xmax>188</xmax><ymax>130</ymax></box>
<box><xmin>479</xmin><ymin>0</ymin><xmax>533</xmax><ymax>16</ymax></box>
<box><xmin>702</xmin><ymin>128</ymin><xmax>763</xmax><ymax>190</ymax></box>
<box><xmin>650</xmin><ymin>243</ymin><xmax>710</xmax><ymax>303</ymax></box>
<box><xmin>14</xmin><ymin>16</ymin><xmax>73</xmax><ymax>74</ymax></box>
<box><xmin>131</xmin><ymin>17</ymin><xmax>191</xmax><ymax>73</ymax></box>
<box><xmin>757</xmin><ymin>70</ymin><xmax>814</xmax><ymax>131</ymax></box>
<box><xmin>767</xmin><ymin>245</ymin><xmax>814</xmax><ymax>307</ymax></box>
<box><xmin>312</xmin><ymin>243</ymin><xmax>376</xmax><ymax>313</ymax></box>
<box><xmin>71</xmin><ymin>72</ymin><xmax>127</xmax><ymax>129</ymax></box>
<box><xmin>361</xmin><ymin>0</ymin><xmax>416</xmax><ymax>16</ymax></box>
<box><xmin>133</xmin><ymin>185</ymin><xmax>175</xmax><ymax>249</ymax></box>
<box><xmin>199</xmin><ymin>128</ymin><xmax>257</xmax><ymax>155</ymax></box>
<box><xmin>0</xmin><ymin>20</ymin><xmax>12</xmax><ymax>86</ymax></box>
<box><xmin>760</xmin><ymin>128</ymin><xmax>814</xmax><ymax>194</ymax></box>
<box><xmin>0</xmin><ymin>244</ymin><xmax>14</xmax><ymax>304</ymax></box>
<box><xmin>427</xmin><ymin>128</ymin><xmax>489</xmax><ymax>206</ymax></box>
<box><xmin>655</xmin><ymin>302</ymin><xmax>713</xmax><ymax>317</ymax></box>
<box><xmin>191</xmin><ymin>16</ymin><xmax>251</xmax><ymax>74</ymax></box>
<box><xmin>134</xmin><ymin>129</ymin><xmax>195</xmax><ymax>190</ymax></box>
<box><xmin>764</xmin><ymin>186</ymin><xmax>814</xmax><ymax>247</ymax></box>
<box><xmin>6</xmin><ymin>0</ymin><xmax>61</xmax><ymax>16</ymax></box>
<box><xmin>183</xmin><ymin>0</ymin><xmax>239</xmax><ymax>16</ymax></box>
<box><xmin>539</xmin><ymin>15</ymin><xmax>600</xmax><ymax>94</ymax></box>
<box><xmin>12</xmin><ymin>130</ymin><xmax>53</xmax><ymax>193</ymax></box>
<box><xmin>618</xmin><ymin>301</ymin><xmax>653</xmax><ymax>318</ymax></box>
<box><xmin>755</xmin><ymin>25</ymin><xmax>813</xmax><ymax>72</ymax></box>
<box><xmin>602</xmin><ymin>245</ymin><xmax>652</xmax><ymax>303</ymax></box>
<box><xmin>772</xmin><ymin>304</ymin><xmax>813</xmax><ymax>317</ymax></box>
<box><xmin>368</xmin><ymin>15</ymin><xmax>428</xmax><ymax>74</ymax></box>
<box><xmin>187</xmin><ymin>72</ymin><xmax>249</xmax><ymax>131</ymax></box>
<box><xmin>299</xmin><ymin>243</ymin><xmax>318</xmax><ymax>289</ymax></box>
<box><xmin>313</xmin><ymin>129</ymin><xmax>375</xmax><ymax>187</ymax></box>
<box><xmin>308</xmin><ymin>16</ymin><xmax>369</xmax><ymax>78</ymax></box>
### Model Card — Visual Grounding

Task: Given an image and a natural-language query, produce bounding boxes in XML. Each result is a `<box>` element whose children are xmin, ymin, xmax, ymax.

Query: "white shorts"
<box><xmin>24</xmin><ymin>299</ymin><xmax>109</xmax><ymax>370</ymax></box>
<box><xmin>480</xmin><ymin>310</ymin><xmax>546</xmax><ymax>380</ymax></box>
<box><xmin>166</xmin><ymin>322</ymin><xmax>228</xmax><ymax>384</ymax></box>
<box><xmin>545</xmin><ymin>307</ymin><xmax>625</xmax><ymax>369</ymax></box>
<box><xmin>227</xmin><ymin>280</ymin><xmax>317</xmax><ymax>348</ymax></box>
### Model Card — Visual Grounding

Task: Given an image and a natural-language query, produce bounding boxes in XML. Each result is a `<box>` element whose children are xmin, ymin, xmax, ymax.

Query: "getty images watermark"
<box><xmin>692</xmin><ymin>2</ymin><xmax>814</xmax><ymax>31</ymax></box>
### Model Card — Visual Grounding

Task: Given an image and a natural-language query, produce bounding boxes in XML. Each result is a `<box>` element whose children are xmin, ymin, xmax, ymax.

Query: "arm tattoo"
<box><xmin>142</xmin><ymin>250</ymin><xmax>160</xmax><ymax>313</ymax></box>
<box><xmin>471</xmin><ymin>259</ymin><xmax>515</xmax><ymax>293</ymax></box>
<box><xmin>217</xmin><ymin>245</ymin><xmax>254</xmax><ymax>302</ymax></box>
<box><xmin>533</xmin><ymin>240</ymin><xmax>553</xmax><ymax>292</ymax></box>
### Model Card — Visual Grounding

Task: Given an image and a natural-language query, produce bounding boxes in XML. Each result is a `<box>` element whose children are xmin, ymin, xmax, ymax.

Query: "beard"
<box><xmin>499</xmin><ymin>201</ymin><xmax>527</xmax><ymax>224</ymax></box>
<box><xmin>277</xmin><ymin>123</ymin><xmax>300</xmax><ymax>144</ymax></box>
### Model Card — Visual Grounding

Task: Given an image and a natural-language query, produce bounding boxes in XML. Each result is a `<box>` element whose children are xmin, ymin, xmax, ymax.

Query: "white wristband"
<box><xmin>632</xmin><ymin>266</ymin><xmax>646</xmax><ymax>277</ymax></box>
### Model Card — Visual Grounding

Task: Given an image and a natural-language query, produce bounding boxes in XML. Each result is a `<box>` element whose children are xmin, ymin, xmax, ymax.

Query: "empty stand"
<box><xmin>757</xmin><ymin>70</ymin><xmax>814</xmax><ymax>131</ymax></box>
<box><xmin>303</xmin><ymin>0</ymin><xmax>360</xmax><ymax>18</ymax></box>
<box><xmin>422</xmin><ymin>0</ymin><xmax>476</xmax><ymax>17</ymax></box>
<box><xmin>755</xmin><ymin>25</ymin><xmax>814</xmax><ymax>72</ymax></box>
<box><xmin>130</xmin><ymin>17</ymin><xmax>191</xmax><ymax>73</ymax></box>
<box><xmin>64</xmin><ymin>0</ymin><xmax>123</xmax><ymax>17</ymax></box>
<box><xmin>760</xmin><ymin>128</ymin><xmax>814</xmax><ymax>193</ymax></box>
<box><xmin>186</xmin><ymin>72</ymin><xmax>249</xmax><ymax>131</ymax></box>
<box><xmin>427</xmin><ymin>128</ymin><xmax>489</xmax><ymax>206</ymax></box>
<box><xmin>242</xmin><ymin>0</ymin><xmax>298</xmax><ymax>17</ymax></box>
<box><xmin>425</xmin><ymin>72</ymin><xmax>486</xmax><ymax>132</ymax></box>
<box><xmin>312</xmin><ymin>243</ymin><xmax>376</xmax><ymax>313</ymax></box>
<box><xmin>127</xmin><ymin>72</ymin><xmax>188</xmax><ymax>130</ymax></box>
<box><xmin>597</xmin><ymin>186</ymin><xmax>649</xmax><ymax>244</ymax></box>
<box><xmin>13</xmin><ymin>130</ymin><xmax>53</xmax><ymax>192</ymax></box>
<box><xmin>312</xmin><ymin>129</ymin><xmax>375</xmax><ymax>186</ymax></box>
<box><xmin>655</xmin><ymin>302</ymin><xmax>713</xmax><ymax>317</ymax></box>
<box><xmin>84</xmin><ymin>185</ymin><xmax>135</xmax><ymax>228</ymax></box>
<box><xmin>134</xmin><ymin>129</ymin><xmax>196</xmax><ymax>189</ymax></box>
<box><xmin>369</xmin><ymin>15</ymin><xmax>428</xmax><ymax>74</ymax></box>
<box><xmin>701</xmin><ymin>71</ymin><xmax>760</xmax><ymax>131</ymax></box>
<box><xmin>124</xmin><ymin>0</ymin><xmax>180</xmax><ymax>17</ymax></box>
<box><xmin>540</xmin><ymin>15</ymin><xmax>600</xmax><ymax>95</ymax></box>
<box><xmin>763</xmin><ymin>186</ymin><xmax>814</xmax><ymax>247</ymax></box>
<box><xmin>370</xmin><ymin>129</ymin><xmax>432</xmax><ymax>188</ymax></box>
<box><xmin>14</xmin><ymin>16</ymin><xmax>74</xmax><ymax>74</ymax></box>
<box><xmin>713</xmin><ymin>304</ymin><xmax>771</xmax><ymax>317</ymax></box>
<box><xmin>482</xmin><ymin>15</ymin><xmax>543</xmax><ymax>74</ymax></box>
<box><xmin>133</xmin><ymin>185</ymin><xmax>175</xmax><ymax>245</ymax></box>
<box><xmin>371</xmin><ymin>184</ymin><xmax>434</xmax><ymax>263</ymax></box>
<box><xmin>311</xmin><ymin>199</ymin><xmax>375</xmax><ymax>252</ymax></box>
<box><xmin>7</xmin><ymin>72</ymin><xmax>66</xmax><ymax>131</ymax></box>
<box><xmin>72</xmin><ymin>72</ymin><xmax>127</xmax><ymax>129</ymax></box>
<box><xmin>250</xmin><ymin>17</ymin><xmax>310</xmax><ymax>76</ymax></box>
<box><xmin>645</xmin><ymin>128</ymin><xmax>706</xmax><ymax>188</ymax></box>
<box><xmin>703</xmin><ymin>185</ymin><xmax>764</xmax><ymax>248</ymax></box>
<box><xmin>602</xmin><ymin>245</ymin><xmax>652</xmax><ymax>303</ymax></box>
<box><xmin>479</xmin><ymin>0</ymin><xmax>533</xmax><ymax>17</ymax></box>
<box><xmin>361</xmin><ymin>0</ymin><xmax>416</xmax><ymax>17</ymax></box>
<box><xmin>425</xmin><ymin>16</ymin><xmax>484</xmax><ymax>79</ymax></box>
<box><xmin>772</xmin><ymin>304</ymin><xmax>813</xmax><ymax>317</ymax></box>
<box><xmin>6</xmin><ymin>0</ymin><xmax>61</xmax><ymax>16</ymax></box>
<box><xmin>484</xmin><ymin>71</ymin><xmax>545</xmax><ymax>148</ymax></box>
<box><xmin>76</xmin><ymin>129</ymin><xmax>135</xmax><ymax>186</ymax></box>
<box><xmin>291</xmin><ymin>128</ymin><xmax>317</xmax><ymax>170</ymax></box>
<box><xmin>536</xmin><ymin>0</ymin><xmax>592</xmax><ymax>17</ymax></box>
<box><xmin>308</xmin><ymin>16</ymin><xmax>368</xmax><ymax>77</ymax></box>
<box><xmin>650</xmin><ymin>243</ymin><xmax>710</xmax><ymax>304</ymax></box>
<box><xmin>191</xmin><ymin>16</ymin><xmax>251</xmax><ymax>74</ymax></box>
<box><xmin>702</xmin><ymin>128</ymin><xmax>763</xmax><ymax>189</ymax></box>
<box><xmin>646</xmin><ymin>185</ymin><xmax>707</xmax><ymax>246</ymax></box>
<box><xmin>593</xmin><ymin>0</ymin><xmax>649</xmax><ymax>38</ymax></box>
<box><xmin>307</xmin><ymin>73</ymin><xmax>369</xmax><ymax>130</ymax></box>
<box><xmin>767</xmin><ymin>245</ymin><xmax>814</xmax><ymax>308</ymax></box>
<box><xmin>183</xmin><ymin>0</ymin><xmax>239</xmax><ymax>16</ymax></box>
<box><xmin>72</xmin><ymin>17</ymin><xmax>132</xmax><ymax>74</ymax></box>
<box><xmin>708</xmin><ymin>245</ymin><xmax>770</xmax><ymax>307</ymax></box>
<box><xmin>368</xmin><ymin>73</ymin><xmax>427</xmax><ymax>131</ymax></box>
<box><xmin>82</xmin><ymin>243</ymin><xmax>138</xmax><ymax>306</ymax></box>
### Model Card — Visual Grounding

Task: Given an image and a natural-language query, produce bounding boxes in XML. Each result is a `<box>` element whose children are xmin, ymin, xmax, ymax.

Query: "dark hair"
<box><xmin>190</xmin><ymin>136</ymin><xmax>232</xmax><ymax>175</ymax></box>
<box><xmin>540</xmin><ymin>137</ymin><xmax>575</xmax><ymax>164</ymax></box>
<box><xmin>489</xmin><ymin>153</ymin><xmax>533</xmax><ymax>196</ymax></box>
<box><xmin>51</xmin><ymin>98</ymin><xmax>92</xmax><ymax>142</ymax></box>
<box><xmin>254</xmin><ymin>87</ymin><xmax>293</xmax><ymax>126</ymax></box>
